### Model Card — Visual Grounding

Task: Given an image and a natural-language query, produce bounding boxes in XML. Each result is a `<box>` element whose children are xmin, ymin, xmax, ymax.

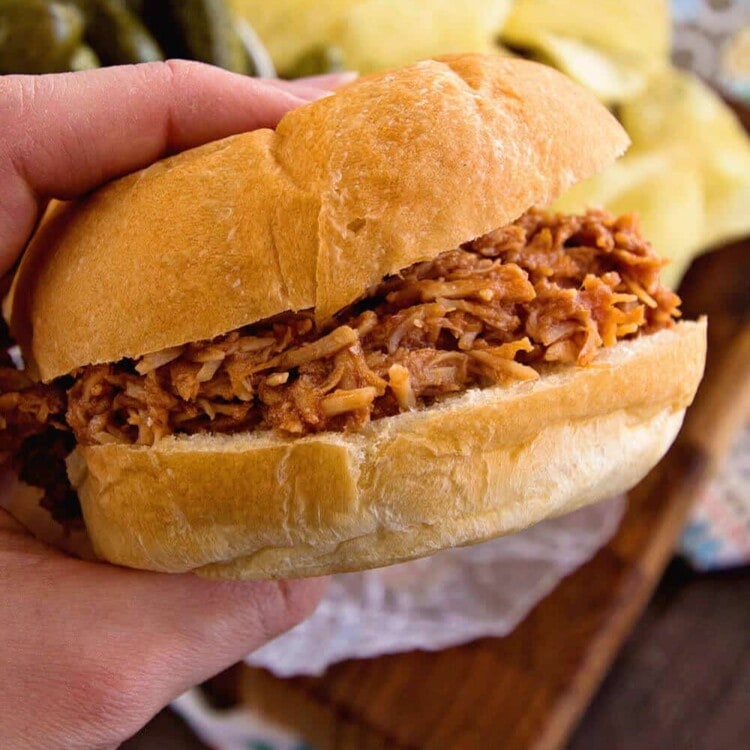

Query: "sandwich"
<box><xmin>1</xmin><ymin>54</ymin><xmax>706</xmax><ymax>579</ymax></box>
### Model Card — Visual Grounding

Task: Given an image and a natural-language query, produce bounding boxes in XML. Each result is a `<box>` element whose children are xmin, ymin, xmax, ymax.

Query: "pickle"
<box><xmin>83</xmin><ymin>0</ymin><xmax>162</xmax><ymax>65</ymax></box>
<box><xmin>142</xmin><ymin>0</ymin><xmax>248</xmax><ymax>74</ymax></box>
<box><xmin>0</xmin><ymin>0</ymin><xmax>85</xmax><ymax>74</ymax></box>
<box><xmin>284</xmin><ymin>44</ymin><xmax>344</xmax><ymax>79</ymax></box>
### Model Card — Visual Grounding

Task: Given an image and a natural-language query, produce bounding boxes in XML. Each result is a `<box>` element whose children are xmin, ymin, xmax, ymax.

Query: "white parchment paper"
<box><xmin>248</xmin><ymin>495</ymin><xmax>625</xmax><ymax>677</ymax></box>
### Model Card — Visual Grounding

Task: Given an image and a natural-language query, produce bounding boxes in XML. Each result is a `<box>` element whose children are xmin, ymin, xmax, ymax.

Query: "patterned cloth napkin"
<box><xmin>672</xmin><ymin>0</ymin><xmax>750</xmax><ymax>101</ymax></box>
<box><xmin>680</xmin><ymin>425</ymin><xmax>750</xmax><ymax>569</ymax></box>
<box><xmin>672</xmin><ymin>0</ymin><xmax>750</xmax><ymax>570</ymax></box>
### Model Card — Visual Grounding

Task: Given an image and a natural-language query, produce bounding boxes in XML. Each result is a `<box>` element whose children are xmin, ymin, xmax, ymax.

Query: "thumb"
<box><xmin>0</xmin><ymin>511</ymin><xmax>326</xmax><ymax>749</ymax></box>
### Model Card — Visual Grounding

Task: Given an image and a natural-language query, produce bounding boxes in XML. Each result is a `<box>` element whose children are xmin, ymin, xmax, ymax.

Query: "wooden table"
<box><xmin>568</xmin><ymin>559</ymin><xmax>750</xmax><ymax>750</ymax></box>
<box><xmin>126</xmin><ymin>238</ymin><xmax>750</xmax><ymax>750</ymax></box>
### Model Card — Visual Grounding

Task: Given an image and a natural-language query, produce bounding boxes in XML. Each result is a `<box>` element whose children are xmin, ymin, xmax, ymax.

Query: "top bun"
<box><xmin>11</xmin><ymin>54</ymin><xmax>629</xmax><ymax>382</ymax></box>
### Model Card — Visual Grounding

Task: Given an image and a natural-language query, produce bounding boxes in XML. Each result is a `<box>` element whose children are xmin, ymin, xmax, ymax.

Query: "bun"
<box><xmin>67</xmin><ymin>321</ymin><xmax>705</xmax><ymax>579</ymax></box>
<box><xmin>11</xmin><ymin>54</ymin><xmax>628</xmax><ymax>382</ymax></box>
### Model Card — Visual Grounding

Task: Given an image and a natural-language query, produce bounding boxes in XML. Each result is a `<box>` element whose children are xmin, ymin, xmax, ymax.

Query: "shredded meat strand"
<box><xmin>0</xmin><ymin>358</ymin><xmax>80</xmax><ymax>527</ymax></box>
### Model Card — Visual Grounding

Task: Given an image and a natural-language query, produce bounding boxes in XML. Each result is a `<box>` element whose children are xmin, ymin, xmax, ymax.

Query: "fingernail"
<box><xmin>291</xmin><ymin>87</ymin><xmax>335</xmax><ymax>102</ymax></box>
<box><xmin>293</xmin><ymin>71</ymin><xmax>359</xmax><ymax>90</ymax></box>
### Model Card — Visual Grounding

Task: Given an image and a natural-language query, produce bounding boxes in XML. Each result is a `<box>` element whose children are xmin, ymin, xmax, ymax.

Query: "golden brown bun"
<box><xmin>11</xmin><ymin>54</ymin><xmax>628</xmax><ymax>382</ymax></box>
<box><xmin>66</xmin><ymin>320</ymin><xmax>705</xmax><ymax>579</ymax></box>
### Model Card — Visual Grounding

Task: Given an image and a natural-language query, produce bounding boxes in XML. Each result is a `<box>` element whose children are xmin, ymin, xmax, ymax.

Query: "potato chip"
<box><xmin>502</xmin><ymin>0</ymin><xmax>670</xmax><ymax>63</ymax></box>
<box><xmin>500</xmin><ymin>0</ymin><xmax>670</xmax><ymax>103</ymax></box>
<box><xmin>228</xmin><ymin>0</ymin><xmax>511</xmax><ymax>75</ymax></box>
<box><xmin>556</xmin><ymin>68</ymin><xmax>750</xmax><ymax>285</ymax></box>
<box><xmin>227</xmin><ymin>0</ymin><xmax>350</xmax><ymax>73</ymax></box>
<box><xmin>516</xmin><ymin>32</ymin><xmax>649</xmax><ymax>103</ymax></box>
<box><xmin>335</xmin><ymin>0</ymin><xmax>510</xmax><ymax>74</ymax></box>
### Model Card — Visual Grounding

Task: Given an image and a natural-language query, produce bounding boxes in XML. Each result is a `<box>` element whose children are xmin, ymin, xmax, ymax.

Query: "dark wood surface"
<box><xmin>568</xmin><ymin>560</ymin><xmax>750</xmax><ymax>750</ymax></box>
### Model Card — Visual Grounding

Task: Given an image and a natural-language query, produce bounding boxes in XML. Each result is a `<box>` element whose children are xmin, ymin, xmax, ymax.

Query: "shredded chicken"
<box><xmin>0</xmin><ymin>368</ymin><xmax>67</xmax><ymax>461</ymax></box>
<box><xmin>0</xmin><ymin>209</ymin><xmax>681</xmax><ymax>522</ymax></box>
<box><xmin>0</xmin><ymin>365</ymin><xmax>80</xmax><ymax>526</ymax></box>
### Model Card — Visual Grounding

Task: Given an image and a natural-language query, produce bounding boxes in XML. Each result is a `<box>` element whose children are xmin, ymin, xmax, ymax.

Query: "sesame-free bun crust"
<box><xmin>11</xmin><ymin>54</ymin><xmax>628</xmax><ymax>382</ymax></box>
<box><xmin>66</xmin><ymin>321</ymin><xmax>706</xmax><ymax>579</ymax></box>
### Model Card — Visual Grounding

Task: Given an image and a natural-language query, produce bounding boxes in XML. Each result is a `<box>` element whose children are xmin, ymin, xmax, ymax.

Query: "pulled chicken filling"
<box><xmin>0</xmin><ymin>209</ymin><xmax>681</xmax><ymax>523</ymax></box>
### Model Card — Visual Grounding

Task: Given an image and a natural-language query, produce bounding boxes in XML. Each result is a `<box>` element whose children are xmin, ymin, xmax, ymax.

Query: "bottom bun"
<box><xmin>67</xmin><ymin>320</ymin><xmax>706</xmax><ymax>579</ymax></box>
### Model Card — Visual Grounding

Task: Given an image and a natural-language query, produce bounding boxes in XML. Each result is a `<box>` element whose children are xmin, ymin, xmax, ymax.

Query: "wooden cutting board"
<box><xmin>205</xmin><ymin>237</ymin><xmax>749</xmax><ymax>750</ymax></box>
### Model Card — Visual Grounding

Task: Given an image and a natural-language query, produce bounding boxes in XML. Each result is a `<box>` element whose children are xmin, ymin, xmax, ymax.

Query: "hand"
<box><xmin>0</xmin><ymin>61</ymin><xmax>347</xmax><ymax>750</ymax></box>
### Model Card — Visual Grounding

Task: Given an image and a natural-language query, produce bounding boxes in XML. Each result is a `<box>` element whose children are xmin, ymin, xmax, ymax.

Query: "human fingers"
<box><xmin>0</xmin><ymin>60</ymin><xmax>330</xmax><ymax>273</ymax></box>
